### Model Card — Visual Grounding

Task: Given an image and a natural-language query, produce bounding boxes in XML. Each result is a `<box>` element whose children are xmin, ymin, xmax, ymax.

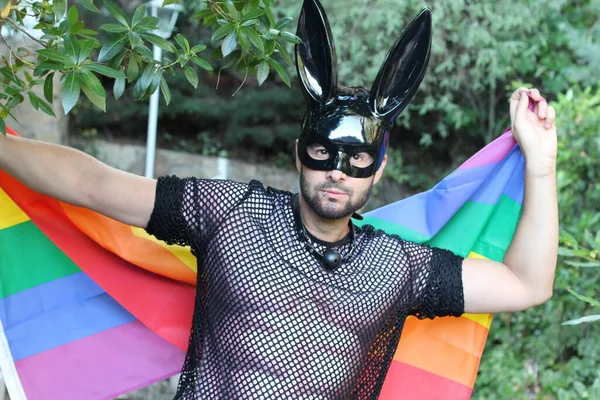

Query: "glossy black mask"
<box><xmin>295</xmin><ymin>0</ymin><xmax>432</xmax><ymax>178</ymax></box>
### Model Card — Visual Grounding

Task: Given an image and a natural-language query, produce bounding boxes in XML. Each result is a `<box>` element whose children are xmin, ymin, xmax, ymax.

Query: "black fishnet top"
<box><xmin>146</xmin><ymin>177</ymin><xmax>464</xmax><ymax>399</ymax></box>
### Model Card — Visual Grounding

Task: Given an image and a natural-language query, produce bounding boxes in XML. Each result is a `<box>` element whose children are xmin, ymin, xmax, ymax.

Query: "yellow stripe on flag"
<box><xmin>0</xmin><ymin>188</ymin><xmax>30</xmax><ymax>230</ymax></box>
<box><xmin>130</xmin><ymin>226</ymin><xmax>197</xmax><ymax>273</ymax></box>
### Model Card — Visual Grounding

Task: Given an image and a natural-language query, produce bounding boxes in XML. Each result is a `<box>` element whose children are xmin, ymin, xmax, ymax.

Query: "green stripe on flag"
<box><xmin>357</xmin><ymin>195</ymin><xmax>521</xmax><ymax>262</ymax></box>
<box><xmin>0</xmin><ymin>221</ymin><xmax>81</xmax><ymax>299</ymax></box>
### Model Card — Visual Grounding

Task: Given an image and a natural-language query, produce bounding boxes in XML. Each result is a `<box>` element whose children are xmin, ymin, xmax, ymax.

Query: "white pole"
<box><xmin>144</xmin><ymin>44</ymin><xmax>162</xmax><ymax>178</ymax></box>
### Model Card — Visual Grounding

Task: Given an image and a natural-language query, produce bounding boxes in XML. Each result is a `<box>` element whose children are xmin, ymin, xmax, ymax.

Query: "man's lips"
<box><xmin>321</xmin><ymin>189</ymin><xmax>348</xmax><ymax>197</ymax></box>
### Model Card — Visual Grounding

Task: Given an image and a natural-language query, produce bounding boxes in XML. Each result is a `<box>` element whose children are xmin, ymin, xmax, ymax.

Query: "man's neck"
<box><xmin>298</xmin><ymin>195</ymin><xmax>351</xmax><ymax>243</ymax></box>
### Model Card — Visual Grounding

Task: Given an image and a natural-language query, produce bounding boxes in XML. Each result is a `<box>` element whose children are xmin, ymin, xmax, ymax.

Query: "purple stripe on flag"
<box><xmin>458</xmin><ymin>130</ymin><xmax>516</xmax><ymax>170</ymax></box>
<box><xmin>15</xmin><ymin>321</ymin><xmax>185</xmax><ymax>400</ymax></box>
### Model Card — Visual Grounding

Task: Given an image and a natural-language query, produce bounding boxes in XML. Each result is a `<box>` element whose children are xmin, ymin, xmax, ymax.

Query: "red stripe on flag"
<box><xmin>380</xmin><ymin>361</ymin><xmax>472</xmax><ymax>400</ymax></box>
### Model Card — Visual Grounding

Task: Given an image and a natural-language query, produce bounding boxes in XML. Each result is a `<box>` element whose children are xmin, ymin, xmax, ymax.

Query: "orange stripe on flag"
<box><xmin>394</xmin><ymin>316</ymin><xmax>489</xmax><ymax>388</ymax></box>
<box><xmin>130</xmin><ymin>226</ymin><xmax>197</xmax><ymax>273</ymax></box>
<box><xmin>60</xmin><ymin>204</ymin><xmax>197</xmax><ymax>285</ymax></box>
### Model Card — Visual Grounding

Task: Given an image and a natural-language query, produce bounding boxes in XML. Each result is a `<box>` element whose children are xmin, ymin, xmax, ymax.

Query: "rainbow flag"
<box><xmin>0</xmin><ymin>125</ymin><xmax>523</xmax><ymax>399</ymax></box>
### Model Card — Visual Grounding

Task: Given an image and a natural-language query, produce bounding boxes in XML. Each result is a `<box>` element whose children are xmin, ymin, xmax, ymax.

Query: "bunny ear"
<box><xmin>295</xmin><ymin>0</ymin><xmax>338</xmax><ymax>104</ymax></box>
<box><xmin>370</xmin><ymin>8</ymin><xmax>432</xmax><ymax>118</ymax></box>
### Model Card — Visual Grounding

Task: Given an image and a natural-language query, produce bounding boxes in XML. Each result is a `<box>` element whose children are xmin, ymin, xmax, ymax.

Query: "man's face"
<box><xmin>297</xmin><ymin>141</ymin><xmax>387</xmax><ymax>220</ymax></box>
<box><xmin>300</xmin><ymin>166</ymin><xmax>375</xmax><ymax>220</ymax></box>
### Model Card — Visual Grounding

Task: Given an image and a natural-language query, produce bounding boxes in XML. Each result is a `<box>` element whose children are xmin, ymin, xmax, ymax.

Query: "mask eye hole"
<box><xmin>349</xmin><ymin>152</ymin><xmax>374</xmax><ymax>168</ymax></box>
<box><xmin>306</xmin><ymin>143</ymin><xmax>330</xmax><ymax>160</ymax></box>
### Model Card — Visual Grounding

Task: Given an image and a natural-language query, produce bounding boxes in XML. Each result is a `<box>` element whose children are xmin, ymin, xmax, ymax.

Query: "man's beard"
<box><xmin>300</xmin><ymin>170</ymin><xmax>373</xmax><ymax>220</ymax></box>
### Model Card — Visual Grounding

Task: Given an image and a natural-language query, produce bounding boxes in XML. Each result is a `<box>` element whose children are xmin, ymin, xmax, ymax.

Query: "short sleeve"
<box><xmin>145</xmin><ymin>176</ymin><xmax>249</xmax><ymax>248</ymax></box>
<box><xmin>403</xmin><ymin>241</ymin><xmax>465</xmax><ymax>319</ymax></box>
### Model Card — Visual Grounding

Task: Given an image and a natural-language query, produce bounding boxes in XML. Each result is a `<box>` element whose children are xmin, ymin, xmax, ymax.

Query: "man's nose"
<box><xmin>328</xmin><ymin>168</ymin><xmax>347</xmax><ymax>182</ymax></box>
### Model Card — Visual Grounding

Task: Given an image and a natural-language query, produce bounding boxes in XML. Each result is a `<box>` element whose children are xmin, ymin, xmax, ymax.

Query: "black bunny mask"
<box><xmin>295</xmin><ymin>0</ymin><xmax>432</xmax><ymax>178</ymax></box>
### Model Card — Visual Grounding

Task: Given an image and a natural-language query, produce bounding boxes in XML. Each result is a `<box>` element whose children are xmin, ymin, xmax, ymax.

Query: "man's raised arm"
<box><xmin>0</xmin><ymin>134</ymin><xmax>157</xmax><ymax>228</ymax></box>
<box><xmin>462</xmin><ymin>87</ymin><xmax>559</xmax><ymax>314</ymax></box>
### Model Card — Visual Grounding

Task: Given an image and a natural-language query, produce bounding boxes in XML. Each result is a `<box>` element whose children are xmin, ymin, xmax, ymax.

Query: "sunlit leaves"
<box><xmin>0</xmin><ymin>0</ymin><xmax>298</xmax><ymax>129</ymax></box>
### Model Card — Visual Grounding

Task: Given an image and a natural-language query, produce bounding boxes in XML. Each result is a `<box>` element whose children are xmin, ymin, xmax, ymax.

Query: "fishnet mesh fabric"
<box><xmin>146</xmin><ymin>177</ymin><xmax>464</xmax><ymax>399</ymax></box>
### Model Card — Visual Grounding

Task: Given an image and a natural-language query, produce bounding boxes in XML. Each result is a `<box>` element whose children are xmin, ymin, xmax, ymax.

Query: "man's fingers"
<box><xmin>537</xmin><ymin>99</ymin><xmax>548</xmax><ymax>119</ymax></box>
<box><xmin>545</xmin><ymin>106</ymin><xmax>556</xmax><ymax>129</ymax></box>
<box><xmin>510</xmin><ymin>88</ymin><xmax>528</xmax><ymax>124</ymax></box>
<box><xmin>515</xmin><ymin>91</ymin><xmax>530</xmax><ymax>126</ymax></box>
<box><xmin>529</xmin><ymin>88</ymin><xmax>541</xmax><ymax>101</ymax></box>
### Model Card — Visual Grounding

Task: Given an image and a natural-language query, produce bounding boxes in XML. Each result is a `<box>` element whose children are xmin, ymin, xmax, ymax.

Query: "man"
<box><xmin>0</xmin><ymin>0</ymin><xmax>557</xmax><ymax>398</ymax></box>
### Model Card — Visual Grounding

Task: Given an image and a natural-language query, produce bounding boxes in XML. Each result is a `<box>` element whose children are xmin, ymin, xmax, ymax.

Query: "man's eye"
<box><xmin>352</xmin><ymin>154</ymin><xmax>362</xmax><ymax>160</ymax></box>
<box><xmin>318</xmin><ymin>149</ymin><xmax>329</xmax><ymax>155</ymax></box>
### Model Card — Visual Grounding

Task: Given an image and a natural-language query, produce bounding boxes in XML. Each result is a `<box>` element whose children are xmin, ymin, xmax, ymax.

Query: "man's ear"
<box><xmin>295</xmin><ymin>139</ymin><xmax>302</xmax><ymax>173</ymax></box>
<box><xmin>373</xmin><ymin>154</ymin><xmax>388</xmax><ymax>185</ymax></box>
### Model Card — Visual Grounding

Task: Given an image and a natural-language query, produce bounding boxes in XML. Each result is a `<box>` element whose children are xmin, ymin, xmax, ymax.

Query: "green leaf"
<box><xmin>113</xmin><ymin>77</ymin><xmax>126</xmax><ymax>99</ymax></box>
<box><xmin>224</xmin><ymin>0</ymin><xmax>238</xmax><ymax>20</ymax></box>
<box><xmin>67</xmin><ymin>5</ymin><xmax>79</xmax><ymax>26</ymax></box>
<box><xmin>37</xmin><ymin>49</ymin><xmax>74</xmax><ymax>67</ymax></box>
<box><xmin>43</xmin><ymin>73</ymin><xmax>55</xmax><ymax>103</ymax></box>
<box><xmin>256</xmin><ymin>61</ymin><xmax>269</xmax><ymax>85</ymax></box>
<box><xmin>221</xmin><ymin>32</ymin><xmax>237</xmax><ymax>57</ymax></box>
<box><xmin>0</xmin><ymin>118</ymin><xmax>5</xmax><ymax>135</ymax></box>
<box><xmin>97</xmin><ymin>36</ymin><xmax>127</xmax><ymax>63</ymax></box>
<box><xmin>63</xmin><ymin>35</ymin><xmax>81</xmax><ymax>63</ymax></box>
<box><xmin>275</xmin><ymin>41</ymin><xmax>293</xmax><ymax>66</ymax></box>
<box><xmin>183</xmin><ymin>65</ymin><xmax>198</xmax><ymax>88</ymax></box>
<box><xmin>103</xmin><ymin>1</ymin><xmax>129</xmax><ymax>27</ymax></box>
<box><xmin>175</xmin><ymin>34</ymin><xmax>190</xmax><ymax>53</ymax></box>
<box><xmin>82</xmin><ymin>63</ymin><xmax>126</xmax><ymax>78</ymax></box>
<box><xmin>140</xmin><ymin>33</ymin><xmax>176</xmax><ymax>53</ymax></box>
<box><xmin>237</xmin><ymin>31</ymin><xmax>250</xmax><ymax>52</ymax></box>
<box><xmin>275</xmin><ymin>17</ymin><xmax>293</xmax><ymax>30</ymax></box>
<box><xmin>279</xmin><ymin>31</ymin><xmax>302</xmax><ymax>44</ymax></box>
<box><xmin>133</xmin><ymin>44</ymin><xmax>154</xmax><ymax>59</ymax></box>
<box><xmin>267</xmin><ymin>58</ymin><xmax>290</xmax><ymax>86</ymax></box>
<box><xmin>162</xmin><ymin>0</ymin><xmax>179</xmax><ymax>5</ymax></box>
<box><xmin>133</xmin><ymin>64</ymin><xmax>161</xmax><ymax>100</ymax></box>
<box><xmin>568</xmin><ymin>289</ymin><xmax>600</xmax><ymax>307</ymax></box>
<box><xmin>37</xmin><ymin>99</ymin><xmax>56</xmax><ymax>118</ymax></box>
<box><xmin>133</xmin><ymin>16</ymin><xmax>158</xmax><ymax>32</ymax></box>
<box><xmin>565</xmin><ymin>260</ymin><xmax>600</xmax><ymax>267</ymax></box>
<box><xmin>53</xmin><ymin>0</ymin><xmax>67</xmax><ymax>20</ymax></box>
<box><xmin>212</xmin><ymin>24</ymin><xmax>235</xmax><ymax>42</ymax></box>
<box><xmin>190</xmin><ymin>44</ymin><xmax>206</xmax><ymax>54</ymax></box>
<box><xmin>129</xmin><ymin>31</ymin><xmax>143</xmax><ymax>47</ymax></box>
<box><xmin>160</xmin><ymin>76</ymin><xmax>171</xmax><ymax>105</ymax></box>
<box><xmin>61</xmin><ymin>73</ymin><xmax>81</xmax><ymax>114</ymax></box>
<box><xmin>240</xmin><ymin>9</ymin><xmax>266</xmax><ymax>22</ymax></box>
<box><xmin>562</xmin><ymin>314</ymin><xmax>600</xmax><ymax>325</ymax></box>
<box><xmin>78</xmin><ymin>40</ymin><xmax>96</xmax><ymax>64</ymax></box>
<box><xmin>78</xmin><ymin>0</ymin><xmax>100</xmax><ymax>13</ymax></box>
<box><xmin>99</xmin><ymin>23</ymin><xmax>129</xmax><ymax>33</ymax></box>
<box><xmin>132</xmin><ymin>5</ymin><xmax>146</xmax><ymax>27</ymax></box>
<box><xmin>81</xmin><ymin>83</ymin><xmax>106</xmax><ymax>112</ymax></box>
<box><xmin>79</xmin><ymin>70</ymin><xmax>105</xmax><ymax>98</ymax></box>
<box><xmin>244</xmin><ymin>28</ymin><xmax>263</xmax><ymax>52</ymax></box>
<box><xmin>27</xmin><ymin>92</ymin><xmax>40</xmax><ymax>110</ymax></box>
<box><xmin>191</xmin><ymin>56</ymin><xmax>213</xmax><ymax>71</ymax></box>
<box><xmin>127</xmin><ymin>57</ymin><xmax>139</xmax><ymax>81</ymax></box>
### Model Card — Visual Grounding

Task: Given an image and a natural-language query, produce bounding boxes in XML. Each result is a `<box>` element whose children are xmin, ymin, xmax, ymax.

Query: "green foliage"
<box><xmin>0</xmin><ymin>0</ymin><xmax>298</xmax><ymax>134</ymax></box>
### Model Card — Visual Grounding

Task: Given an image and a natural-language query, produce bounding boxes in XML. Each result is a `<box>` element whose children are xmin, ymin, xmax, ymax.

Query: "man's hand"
<box><xmin>509</xmin><ymin>87</ymin><xmax>557</xmax><ymax>176</ymax></box>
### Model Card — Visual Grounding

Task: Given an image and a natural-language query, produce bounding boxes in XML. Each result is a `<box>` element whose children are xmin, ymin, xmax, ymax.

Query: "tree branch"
<box><xmin>6</xmin><ymin>18</ymin><xmax>48</xmax><ymax>48</ymax></box>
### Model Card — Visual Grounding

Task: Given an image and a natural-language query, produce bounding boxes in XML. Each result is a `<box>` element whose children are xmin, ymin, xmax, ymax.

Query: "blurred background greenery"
<box><xmin>3</xmin><ymin>0</ymin><xmax>600</xmax><ymax>398</ymax></box>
